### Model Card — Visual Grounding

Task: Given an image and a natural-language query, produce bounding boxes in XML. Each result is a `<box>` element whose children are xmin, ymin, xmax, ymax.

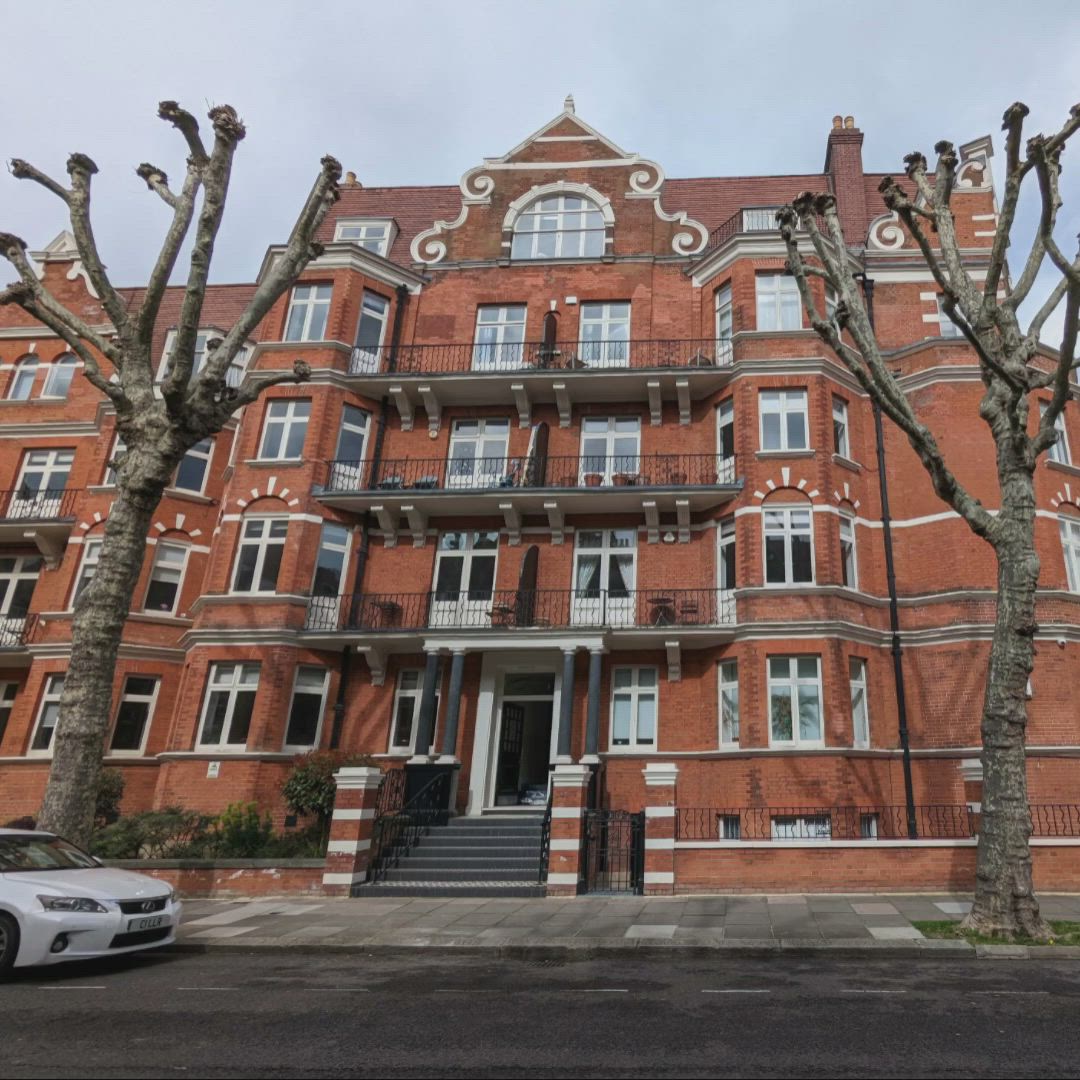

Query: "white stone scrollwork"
<box><xmin>627</xmin><ymin>163</ymin><xmax>663</xmax><ymax>196</ymax></box>
<box><xmin>461</xmin><ymin>167</ymin><xmax>495</xmax><ymax>204</ymax></box>
<box><xmin>956</xmin><ymin>158</ymin><xmax>989</xmax><ymax>190</ymax></box>
<box><xmin>625</xmin><ymin>158</ymin><xmax>708</xmax><ymax>256</ymax></box>
<box><xmin>867</xmin><ymin>210</ymin><xmax>906</xmax><ymax>252</ymax></box>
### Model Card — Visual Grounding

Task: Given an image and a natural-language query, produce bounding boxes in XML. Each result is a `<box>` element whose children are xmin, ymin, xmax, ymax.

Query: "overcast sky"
<box><xmin>3</xmin><ymin>0</ymin><xmax>1078</xmax><ymax>339</ymax></box>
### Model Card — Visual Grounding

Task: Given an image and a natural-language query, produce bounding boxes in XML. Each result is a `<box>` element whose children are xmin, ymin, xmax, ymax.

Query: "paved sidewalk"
<box><xmin>173</xmin><ymin>892</ymin><xmax>1080</xmax><ymax>957</ymax></box>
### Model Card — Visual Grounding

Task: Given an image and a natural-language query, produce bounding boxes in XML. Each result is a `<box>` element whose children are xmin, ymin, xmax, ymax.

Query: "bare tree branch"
<box><xmin>9</xmin><ymin>158</ymin><xmax>71</xmax><ymax>204</ymax></box>
<box><xmin>156</xmin><ymin>100</ymin><xmax>209</xmax><ymax>165</ymax></box>
<box><xmin>1032</xmin><ymin>283</ymin><xmax>1080</xmax><ymax>458</ymax></box>
<box><xmin>135</xmin><ymin>163</ymin><xmax>179</xmax><ymax>210</ymax></box>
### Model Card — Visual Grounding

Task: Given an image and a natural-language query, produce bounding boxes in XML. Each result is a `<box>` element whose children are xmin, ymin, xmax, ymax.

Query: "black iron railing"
<box><xmin>0</xmin><ymin>614</ymin><xmax>36</xmax><ymax>649</ymax></box>
<box><xmin>318</xmin><ymin>453</ymin><xmax>739</xmax><ymax>494</ymax></box>
<box><xmin>0</xmin><ymin>488</ymin><xmax>78</xmax><ymax>521</ymax></box>
<box><xmin>347</xmin><ymin>337</ymin><xmax>733</xmax><ymax>377</ymax></box>
<box><xmin>367</xmin><ymin>770</ymin><xmax>451</xmax><ymax>884</ymax></box>
<box><xmin>675</xmin><ymin>804</ymin><xmax>1080</xmax><ymax>842</ymax></box>
<box><xmin>305</xmin><ymin>587</ymin><xmax>735</xmax><ymax>633</ymax></box>
<box><xmin>375</xmin><ymin>767</ymin><xmax>407</xmax><ymax>817</ymax></box>
<box><xmin>538</xmin><ymin>786</ymin><xmax>554</xmax><ymax>884</ymax></box>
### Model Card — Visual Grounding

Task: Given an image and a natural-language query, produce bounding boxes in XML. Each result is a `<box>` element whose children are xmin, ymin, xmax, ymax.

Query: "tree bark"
<box><xmin>963</xmin><ymin>463</ymin><xmax>1051</xmax><ymax>940</ymax></box>
<box><xmin>36</xmin><ymin>451</ymin><xmax>173</xmax><ymax>846</ymax></box>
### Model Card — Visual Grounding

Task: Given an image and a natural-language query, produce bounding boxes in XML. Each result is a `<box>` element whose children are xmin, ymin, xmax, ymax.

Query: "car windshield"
<box><xmin>0</xmin><ymin>834</ymin><xmax>98</xmax><ymax>871</ymax></box>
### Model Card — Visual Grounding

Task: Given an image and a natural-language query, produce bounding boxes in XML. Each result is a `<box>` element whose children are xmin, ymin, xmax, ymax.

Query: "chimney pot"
<box><xmin>844</xmin><ymin>116</ymin><xmax>855</xmax><ymax>129</ymax></box>
<box><xmin>833</xmin><ymin>115</ymin><xmax>843</xmax><ymax>130</ymax></box>
<box><xmin>345</xmin><ymin>171</ymin><xmax>357</xmax><ymax>185</ymax></box>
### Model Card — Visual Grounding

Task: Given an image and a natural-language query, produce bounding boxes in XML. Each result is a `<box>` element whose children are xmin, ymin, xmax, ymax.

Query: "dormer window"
<box><xmin>511</xmin><ymin>194</ymin><xmax>605</xmax><ymax>259</ymax></box>
<box><xmin>334</xmin><ymin>219</ymin><xmax>394</xmax><ymax>257</ymax></box>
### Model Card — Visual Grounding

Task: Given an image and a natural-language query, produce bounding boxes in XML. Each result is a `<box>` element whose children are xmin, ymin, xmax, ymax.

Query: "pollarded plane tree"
<box><xmin>778</xmin><ymin>101</ymin><xmax>1080</xmax><ymax>939</ymax></box>
<box><xmin>0</xmin><ymin>102</ymin><xmax>341</xmax><ymax>846</ymax></box>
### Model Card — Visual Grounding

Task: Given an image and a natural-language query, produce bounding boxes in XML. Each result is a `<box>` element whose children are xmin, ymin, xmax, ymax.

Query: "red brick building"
<box><xmin>1</xmin><ymin>101</ymin><xmax>1077</xmax><ymax>891</ymax></box>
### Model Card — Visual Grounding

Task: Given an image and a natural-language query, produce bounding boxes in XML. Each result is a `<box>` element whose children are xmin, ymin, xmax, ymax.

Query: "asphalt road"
<box><xmin>3</xmin><ymin>949</ymin><xmax>1080</xmax><ymax>1078</ymax></box>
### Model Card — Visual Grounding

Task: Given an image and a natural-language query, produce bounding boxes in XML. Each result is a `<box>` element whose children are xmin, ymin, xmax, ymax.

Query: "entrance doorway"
<box><xmin>492</xmin><ymin>672</ymin><xmax>555</xmax><ymax>807</ymax></box>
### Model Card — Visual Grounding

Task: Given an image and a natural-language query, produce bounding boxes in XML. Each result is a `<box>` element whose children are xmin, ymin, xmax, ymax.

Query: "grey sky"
<box><xmin>3</xmin><ymin>0</ymin><xmax>1078</xmax><ymax>338</ymax></box>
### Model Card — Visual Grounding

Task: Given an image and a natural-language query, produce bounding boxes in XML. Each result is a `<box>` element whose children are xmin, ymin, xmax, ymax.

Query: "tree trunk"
<box><xmin>963</xmin><ymin>477</ymin><xmax>1051</xmax><ymax>940</ymax></box>
<box><xmin>36</xmin><ymin>459</ymin><xmax>168</xmax><ymax>847</ymax></box>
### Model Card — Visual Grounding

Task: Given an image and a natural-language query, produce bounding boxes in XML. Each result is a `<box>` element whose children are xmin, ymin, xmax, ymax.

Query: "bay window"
<box><xmin>284</xmin><ymin>284</ymin><xmax>332</xmax><ymax>342</ymax></box>
<box><xmin>232</xmin><ymin>518</ymin><xmax>288</xmax><ymax>593</ymax></box>
<box><xmin>764</xmin><ymin>505</ymin><xmax>814</xmax><ymax>585</ymax></box>
<box><xmin>197</xmin><ymin>662</ymin><xmax>260</xmax><ymax>749</ymax></box>
<box><xmin>759</xmin><ymin>389</ymin><xmax>809</xmax><ymax>451</ymax></box>
<box><xmin>756</xmin><ymin>274</ymin><xmax>802</xmax><ymax>331</ymax></box>
<box><xmin>767</xmin><ymin>656</ymin><xmax>824</xmax><ymax>747</ymax></box>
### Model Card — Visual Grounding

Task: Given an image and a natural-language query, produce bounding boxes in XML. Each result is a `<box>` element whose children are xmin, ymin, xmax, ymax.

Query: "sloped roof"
<box><xmin>119</xmin><ymin>282</ymin><xmax>257</xmax><ymax>359</ymax></box>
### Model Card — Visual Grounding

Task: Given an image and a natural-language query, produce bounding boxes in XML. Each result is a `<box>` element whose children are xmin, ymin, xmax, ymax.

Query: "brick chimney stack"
<box><xmin>824</xmin><ymin>114</ymin><xmax>867</xmax><ymax>245</ymax></box>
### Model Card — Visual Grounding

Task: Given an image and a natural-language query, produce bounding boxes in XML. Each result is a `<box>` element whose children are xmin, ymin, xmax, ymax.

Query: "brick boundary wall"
<box><xmin>673</xmin><ymin>840</ymin><xmax>1080</xmax><ymax>893</ymax></box>
<box><xmin>107</xmin><ymin>859</ymin><xmax>325</xmax><ymax>898</ymax></box>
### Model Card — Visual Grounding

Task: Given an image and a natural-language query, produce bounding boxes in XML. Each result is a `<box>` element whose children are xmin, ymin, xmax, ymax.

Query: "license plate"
<box><xmin>127</xmin><ymin>915</ymin><xmax>166</xmax><ymax>932</ymax></box>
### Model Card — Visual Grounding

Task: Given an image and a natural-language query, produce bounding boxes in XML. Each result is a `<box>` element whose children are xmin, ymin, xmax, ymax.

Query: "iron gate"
<box><xmin>580</xmin><ymin>810</ymin><xmax>645</xmax><ymax>894</ymax></box>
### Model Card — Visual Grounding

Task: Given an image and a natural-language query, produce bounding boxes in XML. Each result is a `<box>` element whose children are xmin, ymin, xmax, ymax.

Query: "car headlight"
<box><xmin>37</xmin><ymin>895</ymin><xmax>109</xmax><ymax>914</ymax></box>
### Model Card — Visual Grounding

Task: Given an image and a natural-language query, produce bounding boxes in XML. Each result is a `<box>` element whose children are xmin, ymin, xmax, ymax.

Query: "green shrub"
<box><xmin>95</xmin><ymin>769</ymin><xmax>125</xmax><ymax>830</ymax></box>
<box><xmin>281</xmin><ymin>750</ymin><xmax>379</xmax><ymax>841</ymax></box>
<box><xmin>203</xmin><ymin>802</ymin><xmax>273</xmax><ymax>858</ymax></box>
<box><xmin>90</xmin><ymin>807</ymin><xmax>212</xmax><ymax>860</ymax></box>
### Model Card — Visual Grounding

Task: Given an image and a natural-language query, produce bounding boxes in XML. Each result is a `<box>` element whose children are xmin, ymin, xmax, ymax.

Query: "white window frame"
<box><xmin>936</xmin><ymin>296</ymin><xmax>962</xmax><ymax>338</ymax></box>
<box><xmin>767</xmin><ymin>655</ymin><xmax>825</xmax><ymax>749</ymax></box>
<box><xmin>0</xmin><ymin>554</ymin><xmax>42</xmax><ymax>621</ymax></box>
<box><xmin>609</xmin><ymin>666</ymin><xmax>658</xmax><ymax>751</ymax></box>
<box><xmin>41</xmin><ymin>354</ymin><xmax>77</xmax><ymax>399</ymax></box>
<box><xmin>579</xmin><ymin>301</ymin><xmax>630</xmax><ymax>367</ymax></box>
<box><xmin>174</xmin><ymin>437</ymin><xmax>214</xmax><ymax>495</ymax></box>
<box><xmin>839</xmin><ymin>514</ymin><xmax>858</xmax><ymax>589</ymax></box>
<box><xmin>334</xmin><ymin>219</ymin><xmax>394</xmax><ymax>255</ymax></box>
<box><xmin>108</xmin><ymin>675</ymin><xmax>161</xmax><ymax>756</ymax></box>
<box><xmin>8</xmin><ymin>356</ymin><xmax>38</xmax><ymax>400</ymax></box>
<box><xmin>144</xmin><ymin>541</ymin><xmax>189</xmax><ymax>615</ymax></box>
<box><xmin>158</xmin><ymin>329</ymin><xmax>247</xmax><ymax>388</ymax></box>
<box><xmin>715</xmin><ymin>284</ymin><xmax>733</xmax><ymax>362</ymax></box>
<box><xmin>832</xmin><ymin>396</ymin><xmax>850</xmax><ymax>458</ymax></box>
<box><xmin>103</xmin><ymin>433</ymin><xmax>126</xmax><ymax>487</ymax></box>
<box><xmin>351</xmin><ymin>291</ymin><xmax>391</xmax><ymax>373</ymax></box>
<box><xmin>763</xmin><ymin>505</ymin><xmax>815</xmax><ymax>586</ymax></box>
<box><xmin>71</xmin><ymin>538</ymin><xmax>102</xmax><ymax>607</ymax></box>
<box><xmin>258</xmin><ymin>398</ymin><xmax>310</xmax><ymax>461</ymax></box>
<box><xmin>430</xmin><ymin>531</ymin><xmax>500</xmax><ymax>627</ymax></box>
<box><xmin>755</xmin><ymin>274</ymin><xmax>802</xmax><ymax>331</ymax></box>
<box><xmin>1042</xmin><ymin>403</ymin><xmax>1071</xmax><ymax>466</ymax></box>
<box><xmin>283</xmin><ymin>666</ymin><xmax>330</xmax><ymax>751</ymax></box>
<box><xmin>29</xmin><ymin>673</ymin><xmax>65</xmax><ymax>756</ymax></box>
<box><xmin>196</xmin><ymin>662</ymin><xmax>260</xmax><ymax>751</ymax></box>
<box><xmin>718</xmin><ymin>517</ymin><xmax>736</xmax><ymax>595</ymax></box>
<box><xmin>12</xmin><ymin>448</ymin><xmax>74</xmax><ymax>517</ymax></box>
<box><xmin>231</xmin><ymin>517</ymin><xmax>289</xmax><ymax>595</ymax></box>
<box><xmin>759</xmin><ymin>389</ymin><xmax>809</xmax><ymax>452</ymax></box>
<box><xmin>448</xmin><ymin>418</ymin><xmax>511</xmax><ymax>489</ymax></box>
<box><xmin>572</xmin><ymin>527</ymin><xmax>637</xmax><ymax>626</ymax></box>
<box><xmin>850</xmin><ymin>658</ymin><xmax>870</xmax><ymax>749</ymax></box>
<box><xmin>579</xmin><ymin>416</ymin><xmax>641</xmax><ymax>486</ymax></box>
<box><xmin>771</xmin><ymin>814</ymin><xmax>832</xmax><ymax>841</ymax></box>
<box><xmin>284</xmin><ymin>283</ymin><xmax>332</xmax><ymax>342</ymax></box>
<box><xmin>388</xmin><ymin>667</ymin><xmax>440</xmax><ymax>755</ymax></box>
<box><xmin>472</xmin><ymin>305</ymin><xmax>527</xmax><ymax>371</ymax></box>
<box><xmin>718</xmin><ymin>660</ymin><xmax>739</xmax><ymax>747</ymax></box>
<box><xmin>717</xmin><ymin>398</ymin><xmax>736</xmax><ymax>483</ymax></box>
<box><xmin>1061</xmin><ymin>516</ymin><xmax>1080</xmax><ymax>592</ymax></box>
<box><xmin>0</xmin><ymin>681</ymin><xmax>18</xmax><ymax>745</ymax></box>
<box><xmin>511</xmin><ymin>193</ymin><xmax>606</xmax><ymax>260</ymax></box>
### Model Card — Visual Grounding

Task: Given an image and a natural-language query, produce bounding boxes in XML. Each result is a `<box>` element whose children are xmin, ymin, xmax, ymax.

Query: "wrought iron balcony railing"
<box><xmin>675</xmin><ymin>804</ymin><xmax>1080</xmax><ymax>841</ymax></box>
<box><xmin>319</xmin><ymin>453</ymin><xmax>739</xmax><ymax>495</ymax></box>
<box><xmin>0</xmin><ymin>488</ymin><xmax>78</xmax><ymax>521</ymax></box>
<box><xmin>0</xmin><ymin>613</ymin><xmax>37</xmax><ymax>649</ymax></box>
<box><xmin>348</xmin><ymin>337</ymin><xmax>733</xmax><ymax>377</ymax></box>
<box><xmin>305</xmin><ymin>587</ymin><xmax>735</xmax><ymax>633</ymax></box>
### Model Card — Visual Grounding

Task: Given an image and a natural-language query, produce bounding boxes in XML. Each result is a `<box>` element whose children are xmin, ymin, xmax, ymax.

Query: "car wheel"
<box><xmin>0</xmin><ymin>913</ymin><xmax>19</xmax><ymax>975</ymax></box>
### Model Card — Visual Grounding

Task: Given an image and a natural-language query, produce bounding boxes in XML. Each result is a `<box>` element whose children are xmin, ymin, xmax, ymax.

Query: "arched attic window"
<box><xmin>42</xmin><ymin>354</ymin><xmax>77</xmax><ymax>399</ymax></box>
<box><xmin>510</xmin><ymin>192</ymin><xmax>607</xmax><ymax>259</ymax></box>
<box><xmin>7</xmin><ymin>356</ymin><xmax>38</xmax><ymax>401</ymax></box>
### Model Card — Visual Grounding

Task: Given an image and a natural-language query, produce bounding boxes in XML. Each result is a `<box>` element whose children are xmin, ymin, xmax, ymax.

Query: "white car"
<box><xmin>0</xmin><ymin>828</ymin><xmax>182</xmax><ymax>973</ymax></box>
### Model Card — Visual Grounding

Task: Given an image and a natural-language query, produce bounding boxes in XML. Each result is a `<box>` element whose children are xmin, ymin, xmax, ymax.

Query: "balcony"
<box><xmin>0</xmin><ymin>489</ymin><xmax>79</xmax><ymax>564</ymax></box>
<box><xmin>314</xmin><ymin>453</ymin><xmax>740</xmax><ymax>524</ymax></box>
<box><xmin>0</xmin><ymin>613</ymin><xmax>38</xmax><ymax>660</ymax></box>
<box><xmin>345</xmin><ymin>338</ymin><xmax>733</xmax><ymax>427</ymax></box>
<box><xmin>304</xmin><ymin>588</ymin><xmax>734</xmax><ymax>639</ymax></box>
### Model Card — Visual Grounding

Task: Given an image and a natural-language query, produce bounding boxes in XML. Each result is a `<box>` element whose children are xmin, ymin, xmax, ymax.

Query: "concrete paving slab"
<box><xmin>868</xmin><ymin>926</ymin><xmax>924</xmax><ymax>940</ymax></box>
<box><xmin>934</xmin><ymin>901</ymin><xmax>973</xmax><ymax>915</ymax></box>
<box><xmin>852</xmin><ymin>902</ymin><xmax>899</xmax><ymax>916</ymax></box>
<box><xmin>626</xmin><ymin>924</ymin><xmax>678</xmax><ymax>939</ymax></box>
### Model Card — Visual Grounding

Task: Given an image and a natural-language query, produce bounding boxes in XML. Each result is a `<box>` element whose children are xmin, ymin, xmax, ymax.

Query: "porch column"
<box><xmin>546</xmin><ymin>762</ymin><xmax>591</xmax><ymax>896</ymax></box>
<box><xmin>410</xmin><ymin>649</ymin><xmax>441</xmax><ymax>762</ymax></box>
<box><xmin>322</xmin><ymin>766</ymin><xmax>383</xmax><ymax>896</ymax></box>
<box><xmin>582</xmin><ymin>647</ymin><xmax>604</xmax><ymax>763</ymax></box>
<box><xmin>437</xmin><ymin>649</ymin><xmax>467</xmax><ymax>762</ymax></box>
<box><xmin>556</xmin><ymin>646</ymin><xmax>577</xmax><ymax>763</ymax></box>
<box><xmin>643</xmin><ymin>761</ymin><xmax>679</xmax><ymax>896</ymax></box>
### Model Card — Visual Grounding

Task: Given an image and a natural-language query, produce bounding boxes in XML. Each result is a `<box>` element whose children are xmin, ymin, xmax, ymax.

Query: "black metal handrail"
<box><xmin>318</xmin><ymin>453</ymin><xmax>739</xmax><ymax>494</ymax></box>
<box><xmin>347</xmin><ymin>337</ymin><xmax>733</xmax><ymax>377</ymax></box>
<box><xmin>305</xmin><ymin>587</ymin><xmax>736</xmax><ymax>633</ymax></box>
<box><xmin>0</xmin><ymin>487</ymin><xmax>78</xmax><ymax>521</ymax></box>
<box><xmin>675</xmin><ymin>804</ymin><xmax>1080</xmax><ymax>841</ymax></box>
<box><xmin>0</xmin><ymin>613</ymin><xmax>37</xmax><ymax>649</ymax></box>
<box><xmin>367</xmin><ymin>770</ymin><xmax>451</xmax><ymax>884</ymax></box>
<box><xmin>375</xmin><ymin>767</ymin><xmax>407</xmax><ymax>817</ymax></box>
<box><xmin>538</xmin><ymin>786</ymin><xmax>554</xmax><ymax>884</ymax></box>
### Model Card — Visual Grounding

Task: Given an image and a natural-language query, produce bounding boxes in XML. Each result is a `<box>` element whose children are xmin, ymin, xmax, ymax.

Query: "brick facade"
<box><xmin>0</xmin><ymin>104</ymin><xmax>1076</xmax><ymax>893</ymax></box>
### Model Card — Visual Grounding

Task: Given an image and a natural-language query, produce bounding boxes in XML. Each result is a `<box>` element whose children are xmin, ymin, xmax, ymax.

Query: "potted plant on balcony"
<box><xmin>612</xmin><ymin>472</ymin><xmax>637</xmax><ymax>487</ymax></box>
<box><xmin>583</xmin><ymin>472</ymin><xmax>604</xmax><ymax>487</ymax></box>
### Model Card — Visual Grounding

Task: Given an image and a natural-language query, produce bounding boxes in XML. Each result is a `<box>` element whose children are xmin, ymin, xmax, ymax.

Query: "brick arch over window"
<box><xmin>753</xmin><ymin>467</ymin><xmax>820</xmax><ymax>503</ymax></box>
<box><xmin>1050</xmin><ymin>481</ymin><xmax>1080</xmax><ymax>512</ymax></box>
<box><xmin>831</xmin><ymin>481</ymin><xmax>862</xmax><ymax>512</ymax></box>
<box><xmin>502</xmin><ymin>181</ymin><xmax>614</xmax><ymax>260</ymax></box>
<box><xmin>230</xmin><ymin>477</ymin><xmax>301</xmax><ymax>512</ymax></box>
